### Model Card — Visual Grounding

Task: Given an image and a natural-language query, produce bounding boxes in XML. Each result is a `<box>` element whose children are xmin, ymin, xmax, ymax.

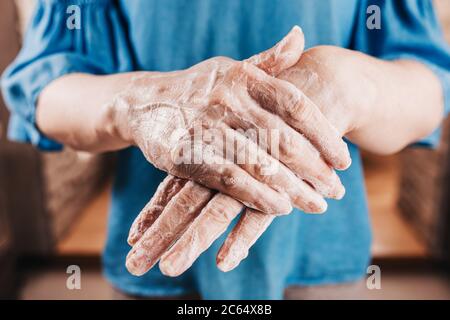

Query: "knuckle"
<box><xmin>208</xmin><ymin>198</ymin><xmax>238</xmax><ymax>222</ymax></box>
<box><xmin>209</xmin><ymin>88</ymin><xmax>228</xmax><ymax>105</ymax></box>
<box><xmin>207</xmin><ymin>206</ymin><xmax>229</xmax><ymax>223</ymax></box>
<box><xmin>213</xmin><ymin>56</ymin><xmax>234</xmax><ymax>65</ymax></box>
<box><xmin>172</xmin><ymin>162</ymin><xmax>202</xmax><ymax>179</ymax></box>
<box><xmin>305</xmin><ymin>200</ymin><xmax>326</xmax><ymax>213</ymax></box>
<box><xmin>228</xmin><ymin>61</ymin><xmax>246</xmax><ymax>76</ymax></box>
<box><xmin>285</xmin><ymin>93</ymin><xmax>311</xmax><ymax>123</ymax></box>
<box><xmin>220</xmin><ymin>167</ymin><xmax>243</xmax><ymax>189</ymax></box>
<box><xmin>231</xmin><ymin>60</ymin><xmax>257</xmax><ymax>78</ymax></box>
<box><xmin>202</xmin><ymin>56</ymin><xmax>232</xmax><ymax>70</ymax></box>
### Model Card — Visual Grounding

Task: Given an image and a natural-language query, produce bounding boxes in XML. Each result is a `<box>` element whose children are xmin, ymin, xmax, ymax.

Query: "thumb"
<box><xmin>245</xmin><ymin>25</ymin><xmax>305</xmax><ymax>77</ymax></box>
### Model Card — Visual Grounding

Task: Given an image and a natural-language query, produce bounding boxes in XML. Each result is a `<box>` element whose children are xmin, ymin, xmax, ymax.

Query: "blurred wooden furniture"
<box><xmin>0</xmin><ymin>0</ymin><xmax>23</xmax><ymax>297</ymax></box>
<box><xmin>364</xmin><ymin>154</ymin><xmax>426</xmax><ymax>258</ymax></box>
<box><xmin>398</xmin><ymin>121</ymin><xmax>450</xmax><ymax>261</ymax></box>
<box><xmin>398</xmin><ymin>0</ymin><xmax>450</xmax><ymax>263</ymax></box>
<box><xmin>435</xmin><ymin>0</ymin><xmax>450</xmax><ymax>43</ymax></box>
<box><xmin>57</xmin><ymin>182</ymin><xmax>111</xmax><ymax>255</ymax></box>
<box><xmin>0</xmin><ymin>162</ymin><xmax>16</xmax><ymax>299</ymax></box>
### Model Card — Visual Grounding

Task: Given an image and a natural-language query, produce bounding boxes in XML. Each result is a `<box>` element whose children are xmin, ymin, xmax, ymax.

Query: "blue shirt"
<box><xmin>2</xmin><ymin>0</ymin><xmax>450</xmax><ymax>299</ymax></box>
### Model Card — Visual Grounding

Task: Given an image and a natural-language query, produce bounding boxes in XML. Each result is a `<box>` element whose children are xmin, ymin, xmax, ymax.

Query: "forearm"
<box><xmin>36</xmin><ymin>72</ymin><xmax>145</xmax><ymax>152</ymax></box>
<box><xmin>349</xmin><ymin>55</ymin><xmax>445</xmax><ymax>154</ymax></box>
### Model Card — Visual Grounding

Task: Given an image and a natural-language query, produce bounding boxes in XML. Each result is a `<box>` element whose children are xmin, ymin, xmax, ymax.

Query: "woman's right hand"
<box><xmin>112</xmin><ymin>26</ymin><xmax>350</xmax><ymax>217</ymax></box>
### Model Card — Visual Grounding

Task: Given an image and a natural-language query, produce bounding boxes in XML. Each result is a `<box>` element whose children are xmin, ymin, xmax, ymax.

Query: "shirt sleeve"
<box><xmin>351</xmin><ymin>0</ymin><xmax>450</xmax><ymax>147</ymax></box>
<box><xmin>1</xmin><ymin>0</ymin><xmax>134</xmax><ymax>150</ymax></box>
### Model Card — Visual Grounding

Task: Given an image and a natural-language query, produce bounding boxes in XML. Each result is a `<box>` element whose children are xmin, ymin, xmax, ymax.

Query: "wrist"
<box><xmin>341</xmin><ymin>54</ymin><xmax>381</xmax><ymax>139</ymax></box>
<box><xmin>95</xmin><ymin>82</ymin><xmax>137</xmax><ymax>151</ymax></box>
<box><xmin>100</xmin><ymin>100</ymin><xmax>131</xmax><ymax>145</ymax></box>
<box><xmin>96</xmin><ymin>72</ymin><xmax>154</xmax><ymax>150</ymax></box>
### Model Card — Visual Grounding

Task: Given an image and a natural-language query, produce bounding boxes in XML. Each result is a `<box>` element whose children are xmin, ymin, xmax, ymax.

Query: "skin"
<box><xmin>36</xmin><ymin>28</ymin><xmax>445</xmax><ymax>277</ymax></box>
<box><xmin>37</xmin><ymin>27</ymin><xmax>348</xmax><ymax>219</ymax></box>
<box><xmin>127</xmin><ymin>46</ymin><xmax>445</xmax><ymax>276</ymax></box>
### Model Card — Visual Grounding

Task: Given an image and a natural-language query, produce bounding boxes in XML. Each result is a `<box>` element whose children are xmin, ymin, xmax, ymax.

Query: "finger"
<box><xmin>127</xmin><ymin>175</ymin><xmax>187</xmax><ymax>245</ymax></box>
<box><xmin>213</xmin><ymin>89</ymin><xmax>345</xmax><ymax>199</ymax></box>
<box><xmin>170</xmin><ymin>148</ymin><xmax>292</xmax><ymax>215</ymax></box>
<box><xmin>245</xmin><ymin>63</ymin><xmax>352</xmax><ymax>170</ymax></box>
<box><xmin>246</xmin><ymin>25</ymin><xmax>305</xmax><ymax>76</ymax></box>
<box><xmin>159</xmin><ymin>194</ymin><xmax>244</xmax><ymax>277</ymax></box>
<box><xmin>226</xmin><ymin>110</ymin><xmax>344</xmax><ymax>199</ymax></box>
<box><xmin>216</xmin><ymin>208</ymin><xmax>274</xmax><ymax>272</ymax></box>
<box><xmin>125</xmin><ymin>182</ymin><xmax>213</xmax><ymax>276</ymax></box>
<box><xmin>211</xmin><ymin>123</ymin><xmax>327</xmax><ymax>213</ymax></box>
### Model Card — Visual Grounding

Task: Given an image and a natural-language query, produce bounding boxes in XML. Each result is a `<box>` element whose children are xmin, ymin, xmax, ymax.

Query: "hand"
<box><xmin>125</xmin><ymin>36</ymin><xmax>354</xmax><ymax>276</ymax></box>
<box><xmin>277</xmin><ymin>46</ymin><xmax>373</xmax><ymax>138</ymax></box>
<box><xmin>112</xmin><ymin>27</ymin><xmax>350</xmax><ymax>219</ymax></box>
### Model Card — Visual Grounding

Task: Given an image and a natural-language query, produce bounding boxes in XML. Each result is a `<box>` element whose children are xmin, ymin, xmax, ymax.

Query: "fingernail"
<box><xmin>125</xmin><ymin>248</ymin><xmax>156</xmax><ymax>276</ymax></box>
<box><xmin>298</xmin><ymin>195</ymin><xmax>327</xmax><ymax>214</ymax></box>
<box><xmin>216</xmin><ymin>245</ymin><xmax>249</xmax><ymax>272</ymax></box>
<box><xmin>217</xmin><ymin>258</ymin><xmax>239</xmax><ymax>272</ymax></box>
<box><xmin>159</xmin><ymin>258</ymin><xmax>179</xmax><ymax>277</ymax></box>
<box><xmin>279</xmin><ymin>201</ymin><xmax>293</xmax><ymax>215</ymax></box>
<box><xmin>277</xmin><ymin>192</ymin><xmax>293</xmax><ymax>215</ymax></box>
<box><xmin>127</xmin><ymin>230</ymin><xmax>138</xmax><ymax>246</ymax></box>
<box><xmin>341</xmin><ymin>154</ymin><xmax>352</xmax><ymax>170</ymax></box>
<box><xmin>125</xmin><ymin>253</ymin><xmax>145</xmax><ymax>276</ymax></box>
<box><xmin>315</xmin><ymin>197</ymin><xmax>328</xmax><ymax>213</ymax></box>
<box><xmin>321</xmin><ymin>183</ymin><xmax>345</xmax><ymax>200</ymax></box>
<box><xmin>337</xmin><ymin>144</ymin><xmax>352</xmax><ymax>170</ymax></box>
<box><xmin>334</xmin><ymin>184</ymin><xmax>346</xmax><ymax>200</ymax></box>
<box><xmin>291</xmin><ymin>25</ymin><xmax>303</xmax><ymax>34</ymax></box>
<box><xmin>254</xmin><ymin>190</ymin><xmax>292</xmax><ymax>215</ymax></box>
